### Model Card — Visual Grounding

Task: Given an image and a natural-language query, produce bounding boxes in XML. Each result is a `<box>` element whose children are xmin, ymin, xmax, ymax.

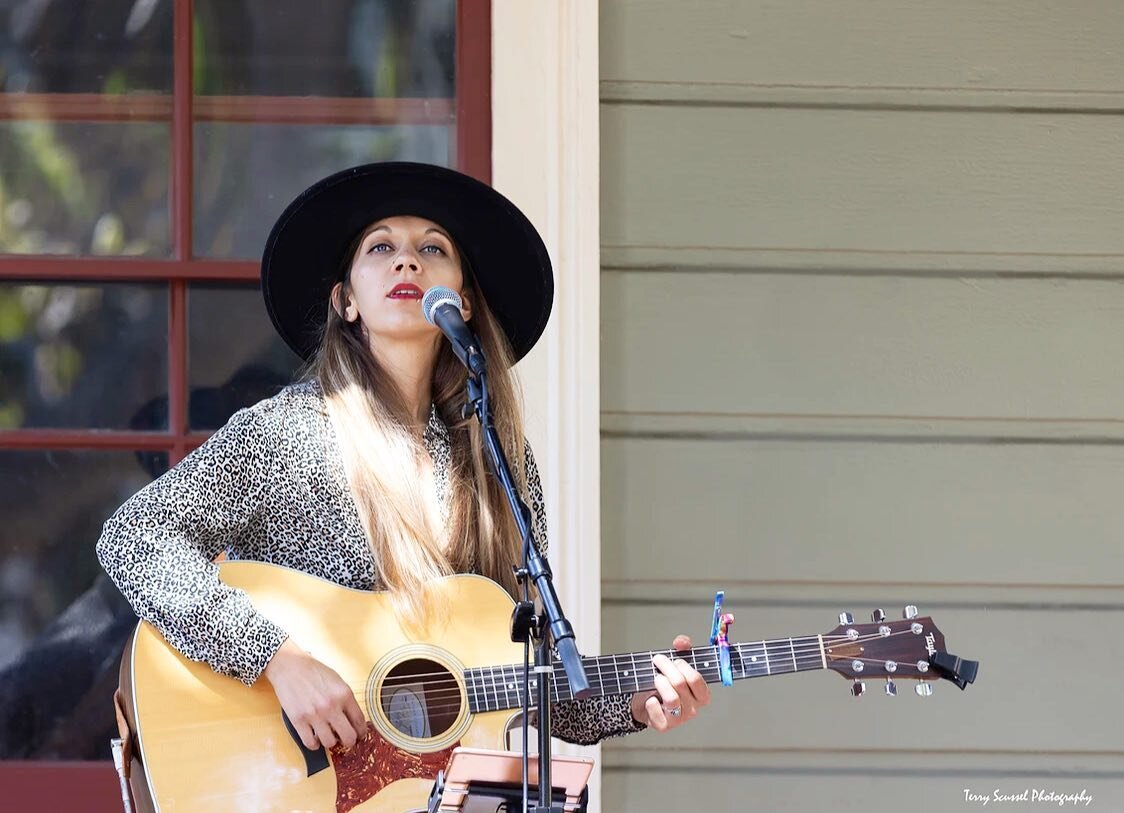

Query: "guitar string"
<box><xmin>343</xmin><ymin>661</ymin><xmax>932</xmax><ymax>717</ymax></box>
<box><xmin>338</xmin><ymin>633</ymin><xmax>928</xmax><ymax>716</ymax></box>
<box><xmin>362</xmin><ymin>629</ymin><xmax>910</xmax><ymax>688</ymax></box>
<box><xmin>353</xmin><ymin>658</ymin><xmax>900</xmax><ymax>717</ymax></box>
<box><xmin>337</xmin><ymin>655</ymin><xmax>828</xmax><ymax>715</ymax></box>
<box><xmin>380</xmin><ymin>645</ymin><xmax>904</xmax><ymax>698</ymax></box>
<box><xmin>333</xmin><ymin>630</ymin><xmax>915</xmax><ymax>697</ymax></box>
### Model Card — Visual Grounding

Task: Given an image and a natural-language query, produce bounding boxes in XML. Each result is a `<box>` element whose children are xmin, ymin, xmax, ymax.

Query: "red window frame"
<box><xmin>0</xmin><ymin>0</ymin><xmax>490</xmax><ymax>806</ymax></box>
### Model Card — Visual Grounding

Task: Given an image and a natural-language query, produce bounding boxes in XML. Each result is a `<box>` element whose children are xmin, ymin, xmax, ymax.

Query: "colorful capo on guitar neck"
<box><xmin>710</xmin><ymin>591</ymin><xmax>735</xmax><ymax>686</ymax></box>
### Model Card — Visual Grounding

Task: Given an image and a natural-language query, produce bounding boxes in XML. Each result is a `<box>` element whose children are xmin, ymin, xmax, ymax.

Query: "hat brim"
<box><xmin>261</xmin><ymin>162</ymin><xmax>553</xmax><ymax>362</ymax></box>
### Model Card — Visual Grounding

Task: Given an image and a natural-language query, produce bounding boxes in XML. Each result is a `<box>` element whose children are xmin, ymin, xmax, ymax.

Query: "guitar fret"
<box><xmin>768</xmin><ymin>641</ymin><xmax>791</xmax><ymax>674</ymax></box>
<box><xmin>467</xmin><ymin>633</ymin><xmax>834</xmax><ymax>716</ymax></box>
<box><xmin>741</xmin><ymin>641</ymin><xmax>768</xmax><ymax>678</ymax></box>
<box><xmin>694</xmin><ymin>646</ymin><xmax>712</xmax><ymax>678</ymax></box>
<box><xmin>554</xmin><ymin>668</ymin><xmax>567</xmax><ymax>704</ymax></box>
<box><xmin>703</xmin><ymin>648</ymin><xmax>722</xmax><ymax>680</ymax></box>
<box><xmin>489</xmin><ymin>666</ymin><xmax>500</xmax><ymax>711</ymax></box>
<box><xmin>503</xmin><ymin>666</ymin><xmax>514</xmax><ymax>708</ymax></box>
<box><xmin>548</xmin><ymin>664</ymin><xmax>560</xmax><ymax>704</ymax></box>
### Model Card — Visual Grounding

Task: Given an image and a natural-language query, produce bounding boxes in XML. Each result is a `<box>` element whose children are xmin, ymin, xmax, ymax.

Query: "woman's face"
<box><xmin>333</xmin><ymin>215</ymin><xmax>472</xmax><ymax>349</ymax></box>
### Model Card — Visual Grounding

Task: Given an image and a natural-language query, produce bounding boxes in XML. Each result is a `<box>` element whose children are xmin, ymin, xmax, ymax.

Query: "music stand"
<box><xmin>427</xmin><ymin>748</ymin><xmax>593</xmax><ymax>813</ymax></box>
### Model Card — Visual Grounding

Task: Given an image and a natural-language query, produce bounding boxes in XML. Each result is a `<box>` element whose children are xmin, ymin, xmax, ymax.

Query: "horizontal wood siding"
<box><xmin>599</xmin><ymin>1</ymin><xmax>1124</xmax><ymax>810</ymax></box>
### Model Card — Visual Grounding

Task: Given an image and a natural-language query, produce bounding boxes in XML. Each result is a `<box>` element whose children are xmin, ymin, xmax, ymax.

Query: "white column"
<box><xmin>492</xmin><ymin>0</ymin><xmax>604</xmax><ymax>809</ymax></box>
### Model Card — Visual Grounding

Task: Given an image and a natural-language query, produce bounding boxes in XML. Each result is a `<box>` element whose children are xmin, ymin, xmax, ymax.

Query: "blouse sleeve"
<box><xmin>96</xmin><ymin>402</ymin><xmax>288</xmax><ymax>686</ymax></box>
<box><xmin>523</xmin><ymin>442</ymin><xmax>648</xmax><ymax>745</ymax></box>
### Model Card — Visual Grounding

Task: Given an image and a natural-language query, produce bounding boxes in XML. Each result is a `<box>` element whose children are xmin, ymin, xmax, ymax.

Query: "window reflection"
<box><xmin>0</xmin><ymin>0</ymin><xmax>464</xmax><ymax>770</ymax></box>
<box><xmin>188</xmin><ymin>285</ymin><xmax>302</xmax><ymax>430</ymax></box>
<box><xmin>193</xmin><ymin>123</ymin><xmax>450</xmax><ymax>258</ymax></box>
<box><xmin>0</xmin><ymin>450</ymin><xmax>163</xmax><ymax>760</ymax></box>
<box><xmin>194</xmin><ymin>0</ymin><xmax>455</xmax><ymax>98</ymax></box>
<box><xmin>0</xmin><ymin>0</ymin><xmax>172</xmax><ymax>94</ymax></box>
<box><xmin>0</xmin><ymin>122</ymin><xmax>170</xmax><ymax>256</ymax></box>
<box><xmin>0</xmin><ymin>283</ymin><xmax>167</xmax><ymax>429</ymax></box>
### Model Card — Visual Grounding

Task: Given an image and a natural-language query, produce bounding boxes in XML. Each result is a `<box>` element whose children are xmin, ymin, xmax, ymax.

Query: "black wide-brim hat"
<box><xmin>261</xmin><ymin>162</ymin><xmax>554</xmax><ymax>362</ymax></box>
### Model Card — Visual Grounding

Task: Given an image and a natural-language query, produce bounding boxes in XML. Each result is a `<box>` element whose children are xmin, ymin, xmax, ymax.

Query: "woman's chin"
<box><xmin>366</xmin><ymin>322</ymin><xmax>442</xmax><ymax>348</ymax></box>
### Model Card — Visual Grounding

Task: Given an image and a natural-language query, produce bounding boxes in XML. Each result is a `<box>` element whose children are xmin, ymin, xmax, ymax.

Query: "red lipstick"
<box><xmin>387</xmin><ymin>283</ymin><xmax>424</xmax><ymax>299</ymax></box>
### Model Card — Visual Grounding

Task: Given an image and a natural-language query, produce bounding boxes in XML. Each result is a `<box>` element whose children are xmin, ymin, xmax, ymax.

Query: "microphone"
<box><xmin>422</xmin><ymin>285</ymin><xmax>487</xmax><ymax>377</ymax></box>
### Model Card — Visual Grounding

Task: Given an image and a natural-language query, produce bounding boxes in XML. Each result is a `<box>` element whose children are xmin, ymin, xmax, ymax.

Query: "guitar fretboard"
<box><xmin>464</xmin><ymin>636</ymin><xmax>826</xmax><ymax>713</ymax></box>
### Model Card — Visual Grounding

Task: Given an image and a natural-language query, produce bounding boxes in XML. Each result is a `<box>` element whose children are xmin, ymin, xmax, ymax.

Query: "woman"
<box><xmin>97</xmin><ymin>162</ymin><xmax>708</xmax><ymax>757</ymax></box>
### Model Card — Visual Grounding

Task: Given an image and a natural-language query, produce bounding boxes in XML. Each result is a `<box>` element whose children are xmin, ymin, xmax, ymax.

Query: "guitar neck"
<box><xmin>465</xmin><ymin>634</ymin><xmax>827</xmax><ymax>713</ymax></box>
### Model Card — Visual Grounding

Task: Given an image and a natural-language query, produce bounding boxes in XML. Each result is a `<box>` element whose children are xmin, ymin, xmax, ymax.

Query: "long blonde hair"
<box><xmin>306</xmin><ymin>232</ymin><xmax>531</xmax><ymax>622</ymax></box>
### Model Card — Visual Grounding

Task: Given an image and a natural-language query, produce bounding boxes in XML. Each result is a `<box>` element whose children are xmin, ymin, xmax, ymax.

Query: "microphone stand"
<box><xmin>462</xmin><ymin>364</ymin><xmax>592</xmax><ymax>813</ymax></box>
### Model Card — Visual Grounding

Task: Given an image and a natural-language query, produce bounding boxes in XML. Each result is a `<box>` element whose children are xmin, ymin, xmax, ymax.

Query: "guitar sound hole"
<box><xmin>380</xmin><ymin>658</ymin><xmax>461</xmax><ymax>739</ymax></box>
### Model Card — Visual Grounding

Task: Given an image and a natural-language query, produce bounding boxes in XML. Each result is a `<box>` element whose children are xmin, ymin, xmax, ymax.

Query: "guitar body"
<box><xmin>121</xmin><ymin>561</ymin><xmax>979</xmax><ymax>811</ymax></box>
<box><xmin>123</xmin><ymin>561</ymin><xmax>524</xmax><ymax>813</ymax></box>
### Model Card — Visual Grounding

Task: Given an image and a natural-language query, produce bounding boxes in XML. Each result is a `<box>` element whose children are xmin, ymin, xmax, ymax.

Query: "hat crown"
<box><xmin>261</xmin><ymin>162</ymin><xmax>553</xmax><ymax>363</ymax></box>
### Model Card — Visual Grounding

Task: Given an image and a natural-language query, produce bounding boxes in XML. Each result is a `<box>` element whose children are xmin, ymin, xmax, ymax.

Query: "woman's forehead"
<box><xmin>363</xmin><ymin>215</ymin><xmax>452</xmax><ymax>237</ymax></box>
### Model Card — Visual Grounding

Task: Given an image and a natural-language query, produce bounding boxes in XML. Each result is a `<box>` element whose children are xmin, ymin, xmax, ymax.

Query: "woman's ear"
<box><xmin>330</xmin><ymin>281</ymin><xmax>357</xmax><ymax>322</ymax></box>
<box><xmin>460</xmin><ymin>290</ymin><xmax>473</xmax><ymax>322</ymax></box>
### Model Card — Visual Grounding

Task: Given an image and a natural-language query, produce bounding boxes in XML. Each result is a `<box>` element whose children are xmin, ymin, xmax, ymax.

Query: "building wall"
<box><xmin>598</xmin><ymin>2</ymin><xmax>1124</xmax><ymax>810</ymax></box>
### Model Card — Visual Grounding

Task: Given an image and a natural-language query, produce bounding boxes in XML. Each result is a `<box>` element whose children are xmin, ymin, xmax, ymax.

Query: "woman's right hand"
<box><xmin>263</xmin><ymin>638</ymin><xmax>368</xmax><ymax>750</ymax></box>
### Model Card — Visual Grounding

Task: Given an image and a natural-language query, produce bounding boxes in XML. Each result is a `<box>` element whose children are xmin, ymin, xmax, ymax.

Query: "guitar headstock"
<box><xmin>824</xmin><ymin>606</ymin><xmax>978</xmax><ymax>697</ymax></box>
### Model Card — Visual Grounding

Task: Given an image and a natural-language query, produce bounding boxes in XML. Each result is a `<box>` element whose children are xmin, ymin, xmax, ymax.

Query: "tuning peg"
<box><xmin>902</xmin><ymin>605</ymin><xmax>919</xmax><ymax>619</ymax></box>
<box><xmin>871</xmin><ymin>608</ymin><xmax>886</xmax><ymax>623</ymax></box>
<box><xmin>885</xmin><ymin>679</ymin><xmax>897</xmax><ymax>697</ymax></box>
<box><xmin>915</xmin><ymin>682</ymin><xmax>933</xmax><ymax>697</ymax></box>
<box><xmin>851</xmin><ymin>680</ymin><xmax>866</xmax><ymax>697</ymax></box>
<box><xmin>839</xmin><ymin>612</ymin><xmax>854</xmax><ymax>625</ymax></box>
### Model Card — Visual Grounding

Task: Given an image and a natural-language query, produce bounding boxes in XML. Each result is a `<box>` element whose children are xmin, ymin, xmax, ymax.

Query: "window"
<box><xmin>0</xmin><ymin>0</ymin><xmax>489</xmax><ymax>803</ymax></box>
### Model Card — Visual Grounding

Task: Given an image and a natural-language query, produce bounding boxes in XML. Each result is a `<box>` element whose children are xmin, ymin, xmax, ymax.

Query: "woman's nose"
<box><xmin>394</xmin><ymin>251</ymin><xmax>420</xmax><ymax>272</ymax></box>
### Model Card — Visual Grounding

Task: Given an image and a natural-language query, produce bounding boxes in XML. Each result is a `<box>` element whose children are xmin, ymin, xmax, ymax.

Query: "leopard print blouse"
<box><xmin>96</xmin><ymin>378</ymin><xmax>644</xmax><ymax>746</ymax></box>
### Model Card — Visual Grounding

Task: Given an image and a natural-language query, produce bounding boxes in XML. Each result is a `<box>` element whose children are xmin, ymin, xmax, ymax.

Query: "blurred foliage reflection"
<box><xmin>0</xmin><ymin>283</ymin><xmax>167</xmax><ymax>429</ymax></box>
<box><xmin>0</xmin><ymin>0</ymin><xmax>459</xmax><ymax>763</ymax></box>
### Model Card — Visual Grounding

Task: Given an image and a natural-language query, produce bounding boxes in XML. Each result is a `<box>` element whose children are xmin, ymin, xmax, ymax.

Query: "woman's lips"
<box><xmin>387</xmin><ymin>284</ymin><xmax>423</xmax><ymax>299</ymax></box>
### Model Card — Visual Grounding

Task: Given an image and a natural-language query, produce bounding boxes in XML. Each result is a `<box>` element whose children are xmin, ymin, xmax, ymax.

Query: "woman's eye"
<box><xmin>421</xmin><ymin>245</ymin><xmax>444</xmax><ymax>255</ymax></box>
<box><xmin>368</xmin><ymin>242</ymin><xmax>393</xmax><ymax>253</ymax></box>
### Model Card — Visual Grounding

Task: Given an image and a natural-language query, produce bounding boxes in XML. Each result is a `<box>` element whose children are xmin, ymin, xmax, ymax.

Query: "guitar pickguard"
<box><xmin>331</xmin><ymin>723</ymin><xmax>458</xmax><ymax>813</ymax></box>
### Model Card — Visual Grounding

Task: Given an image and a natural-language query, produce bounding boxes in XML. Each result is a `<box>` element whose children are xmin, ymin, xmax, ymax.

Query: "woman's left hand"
<box><xmin>629</xmin><ymin>635</ymin><xmax>711</xmax><ymax>732</ymax></box>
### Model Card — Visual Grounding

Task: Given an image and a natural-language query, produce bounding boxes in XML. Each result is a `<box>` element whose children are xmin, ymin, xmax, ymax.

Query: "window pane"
<box><xmin>0</xmin><ymin>283</ymin><xmax>167</xmax><ymax>429</ymax></box>
<box><xmin>0</xmin><ymin>122</ymin><xmax>170</xmax><ymax>256</ymax></box>
<box><xmin>0</xmin><ymin>1</ymin><xmax>172</xmax><ymax>94</ymax></box>
<box><xmin>188</xmin><ymin>284</ymin><xmax>303</xmax><ymax>430</ymax></box>
<box><xmin>194</xmin><ymin>0</ymin><xmax>454</xmax><ymax>98</ymax></box>
<box><xmin>193</xmin><ymin>123</ymin><xmax>451</xmax><ymax>258</ymax></box>
<box><xmin>0</xmin><ymin>450</ymin><xmax>164</xmax><ymax>760</ymax></box>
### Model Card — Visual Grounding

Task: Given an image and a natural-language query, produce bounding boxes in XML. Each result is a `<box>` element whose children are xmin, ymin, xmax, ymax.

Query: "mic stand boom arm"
<box><xmin>463</xmin><ymin>371</ymin><xmax>592</xmax><ymax>813</ymax></box>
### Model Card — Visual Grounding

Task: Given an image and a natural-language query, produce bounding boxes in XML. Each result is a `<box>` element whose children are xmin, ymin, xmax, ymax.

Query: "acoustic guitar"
<box><xmin>118</xmin><ymin>561</ymin><xmax>977</xmax><ymax>812</ymax></box>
